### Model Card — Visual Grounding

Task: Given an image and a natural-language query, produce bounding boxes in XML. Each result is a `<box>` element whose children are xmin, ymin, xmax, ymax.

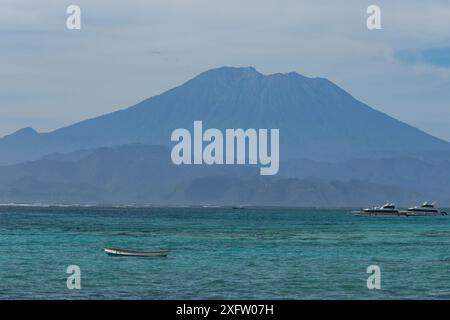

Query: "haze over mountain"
<box><xmin>1</xmin><ymin>66</ymin><xmax>449</xmax><ymax>206</ymax></box>
<box><xmin>1</xmin><ymin>66</ymin><xmax>450</xmax><ymax>165</ymax></box>
<box><xmin>0</xmin><ymin>144</ymin><xmax>424</xmax><ymax>206</ymax></box>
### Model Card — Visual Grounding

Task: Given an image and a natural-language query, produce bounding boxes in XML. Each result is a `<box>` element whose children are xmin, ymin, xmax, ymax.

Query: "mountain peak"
<box><xmin>2</xmin><ymin>127</ymin><xmax>38</xmax><ymax>140</ymax></box>
<box><xmin>193</xmin><ymin>66</ymin><xmax>329</xmax><ymax>86</ymax></box>
<box><xmin>195</xmin><ymin>66</ymin><xmax>262</xmax><ymax>80</ymax></box>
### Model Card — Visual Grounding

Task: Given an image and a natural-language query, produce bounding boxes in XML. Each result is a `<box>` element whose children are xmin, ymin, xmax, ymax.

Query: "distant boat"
<box><xmin>104</xmin><ymin>247</ymin><xmax>169</xmax><ymax>257</ymax></box>
<box><xmin>352</xmin><ymin>203</ymin><xmax>404</xmax><ymax>216</ymax></box>
<box><xmin>405</xmin><ymin>202</ymin><xmax>448</xmax><ymax>216</ymax></box>
<box><xmin>232</xmin><ymin>205</ymin><xmax>244</xmax><ymax>209</ymax></box>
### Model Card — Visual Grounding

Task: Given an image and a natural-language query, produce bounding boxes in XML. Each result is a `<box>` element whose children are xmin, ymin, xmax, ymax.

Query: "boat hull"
<box><xmin>403</xmin><ymin>211</ymin><xmax>447</xmax><ymax>216</ymax></box>
<box><xmin>104</xmin><ymin>248</ymin><xmax>169</xmax><ymax>257</ymax></box>
<box><xmin>352</xmin><ymin>210</ymin><xmax>448</xmax><ymax>217</ymax></box>
<box><xmin>352</xmin><ymin>210</ymin><xmax>405</xmax><ymax>217</ymax></box>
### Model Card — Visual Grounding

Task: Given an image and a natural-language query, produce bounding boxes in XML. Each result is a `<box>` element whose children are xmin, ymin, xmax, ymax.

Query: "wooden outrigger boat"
<box><xmin>104</xmin><ymin>247</ymin><xmax>169</xmax><ymax>257</ymax></box>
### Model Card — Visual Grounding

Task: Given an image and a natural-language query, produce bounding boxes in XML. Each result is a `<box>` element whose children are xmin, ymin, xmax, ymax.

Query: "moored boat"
<box><xmin>352</xmin><ymin>203</ymin><xmax>404</xmax><ymax>216</ymax></box>
<box><xmin>104</xmin><ymin>247</ymin><xmax>169</xmax><ymax>257</ymax></box>
<box><xmin>404</xmin><ymin>202</ymin><xmax>448</xmax><ymax>216</ymax></box>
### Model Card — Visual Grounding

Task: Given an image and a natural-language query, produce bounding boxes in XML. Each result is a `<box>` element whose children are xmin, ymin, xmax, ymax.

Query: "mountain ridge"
<box><xmin>1</xmin><ymin>66</ymin><xmax>450</xmax><ymax>166</ymax></box>
<box><xmin>0</xmin><ymin>143</ymin><xmax>427</xmax><ymax>206</ymax></box>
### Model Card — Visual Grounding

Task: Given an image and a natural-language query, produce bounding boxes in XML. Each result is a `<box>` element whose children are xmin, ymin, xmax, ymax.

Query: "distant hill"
<box><xmin>1</xmin><ymin>66</ymin><xmax>450</xmax><ymax>165</ymax></box>
<box><xmin>166</xmin><ymin>176</ymin><xmax>421</xmax><ymax>207</ymax></box>
<box><xmin>282</xmin><ymin>157</ymin><xmax>450</xmax><ymax>201</ymax></box>
<box><xmin>0</xmin><ymin>144</ymin><xmax>430</xmax><ymax>206</ymax></box>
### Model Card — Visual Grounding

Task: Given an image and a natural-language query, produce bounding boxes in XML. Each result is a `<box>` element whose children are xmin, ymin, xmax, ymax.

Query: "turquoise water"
<box><xmin>1</xmin><ymin>206</ymin><xmax>450</xmax><ymax>299</ymax></box>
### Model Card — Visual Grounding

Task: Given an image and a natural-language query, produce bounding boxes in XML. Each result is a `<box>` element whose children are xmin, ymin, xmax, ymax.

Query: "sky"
<box><xmin>1</xmin><ymin>0</ymin><xmax>450</xmax><ymax>140</ymax></box>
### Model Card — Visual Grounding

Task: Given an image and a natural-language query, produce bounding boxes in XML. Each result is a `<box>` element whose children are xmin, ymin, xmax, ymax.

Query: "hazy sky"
<box><xmin>1</xmin><ymin>0</ymin><xmax>450</xmax><ymax>140</ymax></box>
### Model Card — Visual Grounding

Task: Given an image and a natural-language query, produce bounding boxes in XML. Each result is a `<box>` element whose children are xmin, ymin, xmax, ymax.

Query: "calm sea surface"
<box><xmin>1</xmin><ymin>206</ymin><xmax>450</xmax><ymax>299</ymax></box>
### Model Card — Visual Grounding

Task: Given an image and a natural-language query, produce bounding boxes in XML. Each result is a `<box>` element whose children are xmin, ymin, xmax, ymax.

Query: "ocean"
<box><xmin>1</xmin><ymin>206</ymin><xmax>449</xmax><ymax>299</ymax></box>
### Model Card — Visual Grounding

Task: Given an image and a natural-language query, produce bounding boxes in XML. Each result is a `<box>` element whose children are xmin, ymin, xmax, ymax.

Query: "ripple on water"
<box><xmin>1</xmin><ymin>207</ymin><xmax>450</xmax><ymax>299</ymax></box>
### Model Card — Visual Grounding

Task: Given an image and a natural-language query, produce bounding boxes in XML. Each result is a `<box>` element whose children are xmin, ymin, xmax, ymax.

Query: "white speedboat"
<box><xmin>352</xmin><ymin>203</ymin><xmax>403</xmax><ymax>216</ymax></box>
<box><xmin>405</xmin><ymin>202</ymin><xmax>448</xmax><ymax>216</ymax></box>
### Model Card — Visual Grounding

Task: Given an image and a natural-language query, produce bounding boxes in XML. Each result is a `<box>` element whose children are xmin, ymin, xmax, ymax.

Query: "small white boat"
<box><xmin>104</xmin><ymin>247</ymin><xmax>169</xmax><ymax>257</ymax></box>
<box><xmin>405</xmin><ymin>202</ymin><xmax>448</xmax><ymax>216</ymax></box>
<box><xmin>352</xmin><ymin>203</ymin><xmax>404</xmax><ymax>216</ymax></box>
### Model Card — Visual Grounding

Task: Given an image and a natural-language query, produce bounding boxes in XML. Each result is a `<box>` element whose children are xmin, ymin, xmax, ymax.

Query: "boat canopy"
<box><xmin>421</xmin><ymin>202</ymin><xmax>436</xmax><ymax>208</ymax></box>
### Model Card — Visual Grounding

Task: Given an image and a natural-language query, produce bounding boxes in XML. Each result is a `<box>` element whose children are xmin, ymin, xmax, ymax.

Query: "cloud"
<box><xmin>397</xmin><ymin>47</ymin><xmax>450</xmax><ymax>68</ymax></box>
<box><xmin>1</xmin><ymin>0</ymin><xmax>450</xmax><ymax>140</ymax></box>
